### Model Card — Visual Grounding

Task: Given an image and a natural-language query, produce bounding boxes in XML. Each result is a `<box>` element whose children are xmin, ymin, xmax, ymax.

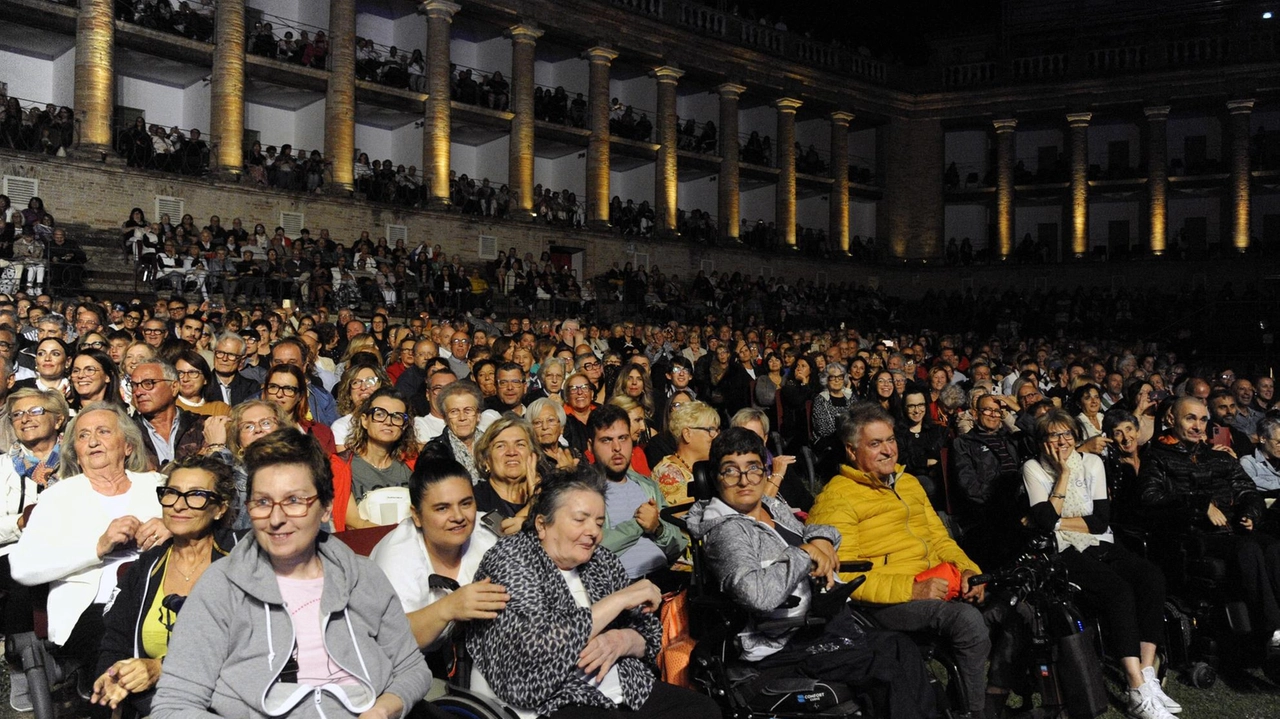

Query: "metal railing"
<box><xmin>738</xmin><ymin>131</ymin><xmax>774</xmax><ymax>166</ymax></box>
<box><xmin>115</xmin><ymin>121</ymin><xmax>214</xmax><ymax>175</ymax></box>
<box><xmin>607</xmin><ymin>101</ymin><xmax>655</xmax><ymax>141</ymax></box>
<box><xmin>0</xmin><ymin>94</ymin><xmax>76</xmax><ymax>155</ymax></box>
<box><xmin>534</xmin><ymin>83</ymin><xmax>586</xmax><ymax>127</ymax></box>
<box><xmin>675</xmin><ymin>116</ymin><xmax>716</xmax><ymax>154</ymax></box>
<box><xmin>248</xmin><ymin>11</ymin><xmax>331</xmax><ymax>70</ymax></box>
<box><xmin>454</xmin><ymin>64</ymin><xmax>508</xmax><ymax>108</ymax></box>
<box><xmin>356</xmin><ymin>37</ymin><xmax>419</xmax><ymax>88</ymax></box>
<box><xmin>115</xmin><ymin>0</ymin><xmax>215</xmax><ymax>43</ymax></box>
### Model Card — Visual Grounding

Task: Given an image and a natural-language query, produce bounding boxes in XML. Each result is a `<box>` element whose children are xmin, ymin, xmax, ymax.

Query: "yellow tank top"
<box><xmin>141</xmin><ymin>552</ymin><xmax>175</xmax><ymax>660</ymax></box>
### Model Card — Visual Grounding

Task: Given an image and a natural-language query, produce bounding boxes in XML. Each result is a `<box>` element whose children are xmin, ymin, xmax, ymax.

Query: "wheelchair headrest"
<box><xmin>691</xmin><ymin>460</ymin><xmax>719</xmax><ymax>502</ymax></box>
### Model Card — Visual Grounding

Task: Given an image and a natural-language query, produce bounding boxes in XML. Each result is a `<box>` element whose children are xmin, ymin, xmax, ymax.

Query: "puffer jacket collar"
<box><xmin>837</xmin><ymin>463</ymin><xmax>907</xmax><ymax>491</ymax></box>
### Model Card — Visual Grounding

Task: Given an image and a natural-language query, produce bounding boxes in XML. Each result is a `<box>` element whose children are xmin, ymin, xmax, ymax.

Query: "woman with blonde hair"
<box><xmin>472</xmin><ymin>414</ymin><xmax>539</xmax><ymax>536</ymax></box>
<box><xmin>611</xmin><ymin>360</ymin><xmax>655</xmax><ymax>419</ymax></box>
<box><xmin>331</xmin><ymin>355</ymin><xmax>391</xmax><ymax>451</ymax></box>
<box><xmin>650</xmin><ymin>400</ymin><xmax>720</xmax><ymax>506</ymax></box>
<box><xmin>336</xmin><ymin>333</ymin><xmax>381</xmax><ymax>377</ymax></box>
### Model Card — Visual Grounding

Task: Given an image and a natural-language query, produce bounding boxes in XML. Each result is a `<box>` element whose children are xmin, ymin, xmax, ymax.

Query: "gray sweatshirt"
<box><xmin>151</xmin><ymin>534</ymin><xmax>431</xmax><ymax>718</ymax></box>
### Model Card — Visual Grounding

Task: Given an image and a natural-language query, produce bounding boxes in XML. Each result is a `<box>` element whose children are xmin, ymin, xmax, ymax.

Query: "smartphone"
<box><xmin>1210</xmin><ymin>425</ymin><xmax>1232</xmax><ymax>448</ymax></box>
<box><xmin>479</xmin><ymin>511</ymin><xmax>506</xmax><ymax>536</ymax></box>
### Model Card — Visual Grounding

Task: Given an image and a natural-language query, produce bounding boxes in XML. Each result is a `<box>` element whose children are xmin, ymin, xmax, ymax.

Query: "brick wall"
<box><xmin>879</xmin><ymin>116</ymin><xmax>945</xmax><ymax>258</ymax></box>
<box><xmin>1</xmin><ymin>150</ymin><xmax>1270</xmax><ymax>298</ymax></box>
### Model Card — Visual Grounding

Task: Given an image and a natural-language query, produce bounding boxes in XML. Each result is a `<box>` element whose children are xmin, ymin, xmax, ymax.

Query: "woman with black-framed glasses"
<box><xmin>262</xmin><ymin>363</ymin><xmax>335</xmax><ymax>455</ymax></box>
<box><xmin>91</xmin><ymin>455</ymin><xmax>240</xmax><ymax>718</ymax></box>
<box><xmin>333</xmin><ymin>387</ymin><xmax>419</xmax><ymax>531</ymax></box>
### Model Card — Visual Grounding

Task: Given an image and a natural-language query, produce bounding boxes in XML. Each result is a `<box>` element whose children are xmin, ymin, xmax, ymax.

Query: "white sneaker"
<box><xmin>9</xmin><ymin>668</ymin><xmax>30</xmax><ymax>713</ymax></box>
<box><xmin>1128</xmin><ymin>689</ymin><xmax>1176</xmax><ymax>719</ymax></box>
<box><xmin>1140</xmin><ymin>667</ymin><xmax>1182</xmax><ymax>714</ymax></box>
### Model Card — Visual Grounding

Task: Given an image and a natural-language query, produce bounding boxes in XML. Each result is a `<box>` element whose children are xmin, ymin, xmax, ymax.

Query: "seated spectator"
<box><xmin>332</xmin><ymin>387</ymin><xmax>418</xmax><ymax>531</ymax></box>
<box><xmin>90</xmin><ymin>455</ymin><xmax>240</xmax><ymax>717</ymax></box>
<box><xmin>467</xmin><ymin>466</ymin><xmax>720</xmax><ymax>719</ymax></box>
<box><xmin>261</xmin><ymin>363</ymin><xmax>336</xmax><ymax>455</ymax></box>
<box><xmin>331</xmin><ymin>355</ymin><xmax>389</xmax><ymax>450</ymax></box>
<box><xmin>418</xmin><ymin>381</ymin><xmax>489</xmax><ymax>484</ymax></box>
<box><xmin>174</xmin><ymin>350</ymin><xmax>230</xmax><ymax>417</ymax></box>
<box><xmin>686</xmin><ymin>427</ymin><xmax>935</xmax><ymax>719</ymax></box>
<box><xmin>588</xmin><ymin>405</ymin><xmax>686</xmax><ymax>585</ymax></box>
<box><xmin>150</xmin><ymin>429</ymin><xmax>431</xmax><ymax>719</ymax></box>
<box><xmin>13</xmin><ymin>336</ymin><xmax>70</xmax><ymax>398</ymax></box>
<box><xmin>807</xmin><ymin>403</ymin><xmax>994</xmax><ymax>718</ymax></box>
<box><xmin>130</xmin><ymin>359</ymin><xmax>207</xmax><ymax>470</ymax></box>
<box><xmin>369</xmin><ymin>458</ymin><xmax>502</xmax><ymax>671</ymax></box>
<box><xmin>70</xmin><ymin>348</ymin><xmax>126</xmax><ymax>413</ymax></box>
<box><xmin>810</xmin><ymin>362</ymin><xmax>852</xmax><ymax>442</ymax></box>
<box><xmin>10</xmin><ymin>404</ymin><xmax>167</xmax><ymax>686</ymax></box>
<box><xmin>650</xmin><ymin>400</ymin><xmax>719</xmax><ymax>506</ymax></box>
<box><xmin>1023</xmin><ymin>409</ymin><xmax>1178</xmax><ymax>719</ymax></box>
<box><xmin>527</xmin><ymin>396</ymin><xmax>582</xmax><ymax>474</ymax></box>
<box><xmin>1241</xmin><ymin>415</ymin><xmax>1280</xmax><ymax>493</ymax></box>
<box><xmin>471</xmin><ymin>415</ymin><xmax>540</xmax><ymax>536</ymax></box>
<box><xmin>949</xmin><ymin>392</ymin><xmax>1027</xmax><ymax>567</ymax></box>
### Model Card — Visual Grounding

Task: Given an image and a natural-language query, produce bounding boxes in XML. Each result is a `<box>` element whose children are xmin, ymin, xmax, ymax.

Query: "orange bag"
<box><xmin>656</xmin><ymin>589</ymin><xmax>697</xmax><ymax>689</ymax></box>
<box><xmin>914</xmin><ymin>562</ymin><xmax>963</xmax><ymax>600</ymax></box>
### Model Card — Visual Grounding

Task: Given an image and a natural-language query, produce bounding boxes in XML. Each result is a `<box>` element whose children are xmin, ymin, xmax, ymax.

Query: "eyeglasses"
<box><xmin>446</xmin><ymin>406</ymin><xmax>478</xmax><ymax>418</ymax></box>
<box><xmin>176</xmin><ymin>369</ymin><xmax>204</xmax><ymax>381</ymax></box>
<box><xmin>214</xmin><ymin>350</ymin><xmax>243</xmax><ymax>362</ymax></box>
<box><xmin>451</xmin><ymin>338</ymin><xmax>470</xmax><ymax>345</ymax></box>
<box><xmin>10</xmin><ymin>406</ymin><xmax>47</xmax><ymax>421</ymax></box>
<box><xmin>568</xmin><ymin>383</ymin><xmax>592</xmax><ymax>393</ymax></box>
<box><xmin>905</xmin><ymin>403</ymin><xmax>927</xmax><ymax>410</ymax></box>
<box><xmin>80</xmin><ymin>341</ymin><xmax>105</xmax><ymax>350</ymax></box>
<box><xmin>690</xmin><ymin>426</ymin><xmax>720</xmax><ymax>437</ymax></box>
<box><xmin>352</xmin><ymin>377</ymin><xmax>380</xmax><ymax>389</ymax></box>
<box><xmin>497</xmin><ymin>379</ymin><xmax>524</xmax><ymax>388</ymax></box>
<box><xmin>719</xmin><ymin>464</ymin><xmax>766</xmax><ymax>487</ymax></box>
<box><xmin>580</xmin><ymin>361</ymin><xmax>601</xmax><ymax>370</ymax></box>
<box><xmin>129</xmin><ymin>378</ymin><xmax>174</xmax><ymax>391</ymax></box>
<box><xmin>239</xmin><ymin>419</ymin><xmax>279</xmax><ymax>434</ymax></box>
<box><xmin>1047</xmin><ymin>431</ymin><xmax>1075</xmax><ymax>442</ymax></box>
<box><xmin>366</xmin><ymin>407</ymin><xmax>409</xmax><ymax>427</ymax></box>
<box><xmin>264</xmin><ymin>383</ymin><xmax>300</xmax><ymax>397</ymax></box>
<box><xmin>70</xmin><ymin>366</ymin><xmax>101</xmax><ymax>377</ymax></box>
<box><xmin>142</xmin><ymin>327</ymin><xmax>167</xmax><ymax>335</ymax></box>
<box><xmin>979</xmin><ymin>407</ymin><xmax>1004</xmax><ymax>416</ymax></box>
<box><xmin>670</xmin><ymin>368</ymin><xmax>690</xmax><ymax>376</ymax></box>
<box><xmin>0</xmin><ymin>341</ymin><xmax>12</xmax><ymax>350</ymax></box>
<box><xmin>157</xmin><ymin>486</ymin><xmax>223</xmax><ymax>510</ymax></box>
<box><xmin>245</xmin><ymin>494</ymin><xmax>320</xmax><ymax>519</ymax></box>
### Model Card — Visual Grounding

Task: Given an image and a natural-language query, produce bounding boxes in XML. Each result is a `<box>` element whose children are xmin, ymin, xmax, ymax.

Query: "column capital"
<box><xmin>716</xmin><ymin>82</ymin><xmax>746</xmax><ymax>98</ymax></box>
<box><xmin>419</xmin><ymin>0</ymin><xmax>460</xmax><ymax>21</ymax></box>
<box><xmin>583</xmin><ymin>45</ymin><xmax>619</xmax><ymax>63</ymax></box>
<box><xmin>651</xmin><ymin>65</ymin><xmax>685</xmax><ymax>83</ymax></box>
<box><xmin>829</xmin><ymin>110</ymin><xmax>855</xmax><ymax>125</ymax></box>
<box><xmin>993</xmin><ymin>118</ymin><xmax>1017</xmax><ymax>133</ymax></box>
<box><xmin>1066</xmin><ymin>111</ymin><xmax>1092</xmax><ymax>127</ymax></box>
<box><xmin>1143</xmin><ymin>105</ymin><xmax>1171</xmax><ymax>120</ymax></box>
<box><xmin>506</xmin><ymin>23</ymin><xmax>544</xmax><ymax>42</ymax></box>
<box><xmin>775</xmin><ymin>97</ymin><xmax>803</xmax><ymax>113</ymax></box>
<box><xmin>1228</xmin><ymin>98</ymin><xmax>1256</xmax><ymax>114</ymax></box>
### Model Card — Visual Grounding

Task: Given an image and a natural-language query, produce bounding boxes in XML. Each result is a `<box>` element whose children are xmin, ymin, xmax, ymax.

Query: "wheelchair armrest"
<box><xmin>660</xmin><ymin>501</ymin><xmax>693</xmax><ymax>532</ymax></box>
<box><xmin>839</xmin><ymin>560</ymin><xmax>873</xmax><ymax>573</ymax></box>
<box><xmin>755</xmin><ymin>615</ymin><xmax>826</xmax><ymax>634</ymax></box>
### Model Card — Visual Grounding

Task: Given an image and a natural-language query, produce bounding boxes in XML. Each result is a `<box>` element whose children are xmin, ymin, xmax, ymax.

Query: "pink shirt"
<box><xmin>277</xmin><ymin>576</ymin><xmax>358</xmax><ymax>686</ymax></box>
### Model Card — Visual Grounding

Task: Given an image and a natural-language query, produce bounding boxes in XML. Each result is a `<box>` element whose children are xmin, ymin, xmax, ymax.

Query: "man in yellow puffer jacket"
<box><xmin>808</xmin><ymin>403</ymin><xmax>993</xmax><ymax>718</ymax></box>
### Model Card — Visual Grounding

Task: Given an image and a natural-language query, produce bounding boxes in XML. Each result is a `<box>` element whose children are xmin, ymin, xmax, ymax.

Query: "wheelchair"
<box><xmin>660</xmin><ymin>461</ymin><xmax>967</xmax><ymax>718</ymax></box>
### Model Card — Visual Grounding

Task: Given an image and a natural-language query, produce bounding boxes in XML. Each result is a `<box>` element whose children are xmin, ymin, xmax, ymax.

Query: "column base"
<box><xmin>587</xmin><ymin>219</ymin><xmax>611</xmax><ymax>232</ymax></box>
<box><xmin>323</xmin><ymin>183</ymin><xmax>354</xmax><ymax>198</ymax></box>
<box><xmin>70</xmin><ymin>145</ymin><xmax>114</xmax><ymax>163</ymax></box>
<box><xmin>427</xmin><ymin>196</ymin><xmax>453</xmax><ymax>211</ymax></box>
<box><xmin>213</xmin><ymin>168</ymin><xmax>244</xmax><ymax>183</ymax></box>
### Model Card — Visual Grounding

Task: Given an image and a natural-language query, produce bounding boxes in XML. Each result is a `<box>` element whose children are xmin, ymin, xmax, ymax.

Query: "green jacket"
<box><xmin>601</xmin><ymin>469</ymin><xmax>688</xmax><ymax>563</ymax></box>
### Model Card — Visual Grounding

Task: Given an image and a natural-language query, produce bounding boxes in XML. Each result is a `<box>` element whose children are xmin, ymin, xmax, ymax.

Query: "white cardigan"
<box><xmin>10</xmin><ymin>471</ymin><xmax>164</xmax><ymax>645</ymax></box>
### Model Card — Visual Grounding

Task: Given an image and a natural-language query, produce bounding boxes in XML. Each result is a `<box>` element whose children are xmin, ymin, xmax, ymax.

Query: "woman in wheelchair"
<box><xmin>89</xmin><ymin>456</ymin><xmax>241</xmax><ymax>717</ymax></box>
<box><xmin>1022</xmin><ymin>410</ymin><xmax>1179</xmax><ymax>719</ymax></box>
<box><xmin>369</xmin><ymin>458</ymin><xmax>503</xmax><ymax>669</ymax></box>
<box><xmin>685</xmin><ymin>427</ymin><xmax>938</xmax><ymax>719</ymax></box>
<box><xmin>467</xmin><ymin>465</ymin><xmax>721</xmax><ymax>719</ymax></box>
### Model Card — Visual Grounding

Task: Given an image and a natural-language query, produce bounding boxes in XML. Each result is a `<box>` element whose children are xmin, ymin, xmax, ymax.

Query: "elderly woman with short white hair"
<box><xmin>10</xmin><ymin>402</ymin><xmax>167</xmax><ymax>675</ymax></box>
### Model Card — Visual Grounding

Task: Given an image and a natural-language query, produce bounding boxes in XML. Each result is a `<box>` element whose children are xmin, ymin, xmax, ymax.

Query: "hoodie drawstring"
<box><xmin>265</xmin><ymin>602</ymin><xmax>275</xmax><ymax>669</ymax></box>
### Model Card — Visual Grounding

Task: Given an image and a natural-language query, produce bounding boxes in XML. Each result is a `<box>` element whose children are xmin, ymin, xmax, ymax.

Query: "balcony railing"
<box><xmin>0</xmin><ymin>94</ymin><xmax>76</xmax><ymax>156</ymax></box>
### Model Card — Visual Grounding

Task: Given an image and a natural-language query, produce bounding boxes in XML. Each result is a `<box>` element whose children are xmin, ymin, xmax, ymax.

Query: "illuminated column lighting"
<box><xmin>652</xmin><ymin>65</ymin><xmax>685</xmax><ymax>235</ymax></box>
<box><xmin>1066</xmin><ymin>112</ymin><xmax>1092</xmax><ymax>258</ymax></box>
<box><xmin>829</xmin><ymin>110</ymin><xmax>854</xmax><ymax>254</ymax></box>
<box><xmin>993</xmin><ymin>118</ymin><xmax>1018</xmax><ymax>258</ymax></box>
<box><xmin>775</xmin><ymin>97</ymin><xmax>803</xmax><ymax>247</ymax></box>
<box><xmin>211</xmin><ymin>0</ymin><xmax>246</xmax><ymax>176</ymax></box>
<box><xmin>422</xmin><ymin>1</ymin><xmax>460</xmax><ymax>206</ymax></box>
<box><xmin>74</xmin><ymin>0</ymin><xmax>115</xmax><ymax>156</ymax></box>
<box><xmin>507</xmin><ymin>23</ymin><xmax>544</xmax><ymax>215</ymax></box>
<box><xmin>585</xmin><ymin>46</ymin><xmax>619</xmax><ymax>228</ymax></box>
<box><xmin>1144</xmin><ymin>105</ymin><xmax>1170</xmax><ymax>255</ymax></box>
<box><xmin>717</xmin><ymin>82</ymin><xmax>746</xmax><ymax>241</ymax></box>
<box><xmin>324</xmin><ymin>0</ymin><xmax>357</xmax><ymax>191</ymax></box>
<box><xmin>1228</xmin><ymin>98</ymin><xmax>1256</xmax><ymax>253</ymax></box>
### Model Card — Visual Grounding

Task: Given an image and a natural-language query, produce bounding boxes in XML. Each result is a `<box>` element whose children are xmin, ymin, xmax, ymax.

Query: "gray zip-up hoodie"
<box><xmin>151</xmin><ymin>534</ymin><xmax>431</xmax><ymax>719</ymax></box>
<box><xmin>685</xmin><ymin>494</ymin><xmax>842</xmax><ymax>661</ymax></box>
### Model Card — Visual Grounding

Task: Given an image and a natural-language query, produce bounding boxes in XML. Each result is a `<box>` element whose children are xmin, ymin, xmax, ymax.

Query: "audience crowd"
<box><xmin>0</xmin><ymin>95</ymin><xmax>74</xmax><ymax>157</ymax></box>
<box><xmin>115</xmin><ymin>0</ymin><xmax>215</xmax><ymax>43</ymax></box>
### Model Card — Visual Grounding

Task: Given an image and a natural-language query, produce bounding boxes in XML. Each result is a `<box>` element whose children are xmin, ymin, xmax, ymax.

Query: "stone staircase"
<box><xmin>65</xmin><ymin>224</ymin><xmax>148</xmax><ymax>300</ymax></box>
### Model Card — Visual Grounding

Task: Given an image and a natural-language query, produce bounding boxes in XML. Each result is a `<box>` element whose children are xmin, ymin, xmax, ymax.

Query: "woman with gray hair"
<box><xmin>9</xmin><ymin>402</ymin><xmax>167</xmax><ymax>678</ymax></box>
<box><xmin>527</xmin><ymin>396</ymin><xmax>581</xmax><ymax>473</ymax></box>
<box><xmin>533</xmin><ymin>356</ymin><xmax>569</xmax><ymax>403</ymax></box>
<box><xmin>418</xmin><ymin>381</ymin><xmax>487</xmax><ymax>484</ymax></box>
<box><xmin>810</xmin><ymin>361</ymin><xmax>853</xmax><ymax>442</ymax></box>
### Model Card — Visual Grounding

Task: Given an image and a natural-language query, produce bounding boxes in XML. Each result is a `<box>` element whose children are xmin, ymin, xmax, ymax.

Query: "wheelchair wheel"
<box><xmin>20</xmin><ymin>643</ymin><xmax>55</xmax><ymax>719</ymax></box>
<box><xmin>1188</xmin><ymin>661</ymin><xmax>1216</xmax><ymax>689</ymax></box>
<box><xmin>431</xmin><ymin>694</ymin><xmax>513</xmax><ymax>719</ymax></box>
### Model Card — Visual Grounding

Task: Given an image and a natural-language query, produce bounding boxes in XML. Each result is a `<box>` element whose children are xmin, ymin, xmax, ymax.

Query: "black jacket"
<box><xmin>133</xmin><ymin>407</ymin><xmax>206</xmax><ymax>470</ymax></box>
<box><xmin>96</xmin><ymin>528</ymin><xmax>243</xmax><ymax>677</ymax></box>
<box><xmin>206</xmin><ymin>372</ymin><xmax>258</xmax><ymax>406</ymax></box>
<box><xmin>1138</xmin><ymin>434</ymin><xmax>1264</xmax><ymax>530</ymax></box>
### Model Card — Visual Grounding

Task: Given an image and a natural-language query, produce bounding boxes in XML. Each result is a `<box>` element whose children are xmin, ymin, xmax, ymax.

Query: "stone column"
<box><xmin>211</xmin><ymin>0</ymin><xmax>246</xmax><ymax>176</ymax></box>
<box><xmin>1228</xmin><ymin>98</ymin><xmax>1256</xmax><ymax>253</ymax></box>
<box><xmin>775</xmin><ymin>97</ymin><xmax>802</xmax><ymax>247</ymax></box>
<box><xmin>829</xmin><ymin>111</ymin><xmax>854</xmax><ymax>254</ymax></box>
<box><xmin>507</xmin><ymin>24</ymin><xmax>544</xmax><ymax>215</ymax></box>
<box><xmin>1144</xmin><ymin>106</ymin><xmax>1170</xmax><ymax>255</ymax></box>
<box><xmin>993</xmin><ymin>118</ymin><xmax>1018</xmax><ymax>258</ymax></box>
<box><xmin>1066</xmin><ymin>112</ymin><xmax>1092</xmax><ymax>258</ymax></box>
<box><xmin>74</xmin><ymin>0</ymin><xmax>115</xmax><ymax>157</ymax></box>
<box><xmin>584</xmin><ymin>46</ymin><xmax>618</xmax><ymax>228</ymax></box>
<box><xmin>324</xmin><ymin>0</ymin><xmax>356</xmax><ymax>192</ymax></box>
<box><xmin>652</xmin><ymin>65</ymin><xmax>684</xmax><ymax>235</ymax></box>
<box><xmin>422</xmin><ymin>1</ymin><xmax>460</xmax><ymax>206</ymax></box>
<box><xmin>716</xmin><ymin>82</ymin><xmax>745</xmax><ymax>241</ymax></box>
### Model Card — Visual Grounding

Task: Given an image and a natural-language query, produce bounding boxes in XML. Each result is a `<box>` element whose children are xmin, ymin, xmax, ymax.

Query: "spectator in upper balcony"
<box><xmin>406</xmin><ymin>49</ymin><xmax>426</xmax><ymax>93</ymax></box>
<box><xmin>303</xmin><ymin>30</ymin><xmax>328</xmax><ymax>69</ymax></box>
